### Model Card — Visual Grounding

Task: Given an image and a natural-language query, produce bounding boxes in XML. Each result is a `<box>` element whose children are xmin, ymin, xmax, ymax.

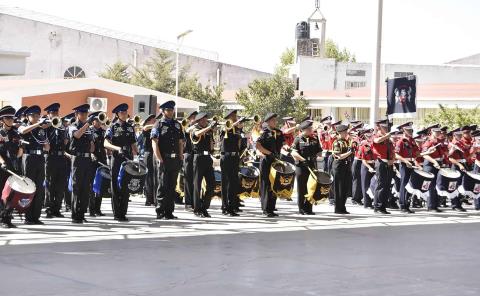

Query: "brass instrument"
<box><xmin>105</xmin><ymin>118</ymin><xmax>112</xmax><ymax>127</ymax></box>
<box><xmin>249</xmin><ymin>115</ymin><xmax>261</xmax><ymax>124</ymax></box>
<box><xmin>181</xmin><ymin>118</ymin><xmax>188</xmax><ymax>129</ymax></box>
<box><xmin>97</xmin><ymin>112</ymin><xmax>108</xmax><ymax>124</ymax></box>
<box><xmin>47</xmin><ymin>116</ymin><xmax>63</xmax><ymax>129</ymax></box>
<box><xmin>128</xmin><ymin>115</ymin><xmax>141</xmax><ymax>125</ymax></box>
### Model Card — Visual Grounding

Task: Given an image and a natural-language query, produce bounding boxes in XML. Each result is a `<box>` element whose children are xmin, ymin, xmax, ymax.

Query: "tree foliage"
<box><xmin>325</xmin><ymin>39</ymin><xmax>356</xmax><ymax>62</ymax></box>
<box><xmin>274</xmin><ymin>47</ymin><xmax>295</xmax><ymax>77</ymax></box>
<box><xmin>98</xmin><ymin>61</ymin><xmax>131</xmax><ymax>83</ymax></box>
<box><xmin>423</xmin><ymin>104</ymin><xmax>480</xmax><ymax>129</ymax></box>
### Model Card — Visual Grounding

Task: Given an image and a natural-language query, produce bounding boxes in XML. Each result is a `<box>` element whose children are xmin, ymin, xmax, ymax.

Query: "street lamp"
<box><xmin>175</xmin><ymin>29</ymin><xmax>193</xmax><ymax>118</ymax></box>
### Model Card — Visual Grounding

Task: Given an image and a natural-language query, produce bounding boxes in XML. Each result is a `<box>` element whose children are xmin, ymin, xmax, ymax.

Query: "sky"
<box><xmin>0</xmin><ymin>0</ymin><xmax>479</xmax><ymax>73</ymax></box>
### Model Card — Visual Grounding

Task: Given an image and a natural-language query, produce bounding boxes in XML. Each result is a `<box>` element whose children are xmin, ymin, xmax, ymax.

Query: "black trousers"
<box><xmin>423</xmin><ymin>163</ymin><xmax>439</xmax><ymax>210</ymax></box>
<box><xmin>23</xmin><ymin>154</ymin><xmax>45</xmax><ymax>222</ymax></box>
<box><xmin>360</xmin><ymin>163</ymin><xmax>374</xmax><ymax>207</ymax></box>
<box><xmin>144</xmin><ymin>152</ymin><xmax>155</xmax><ymax>205</ymax></box>
<box><xmin>156</xmin><ymin>157</ymin><xmax>181</xmax><ymax>215</ymax></box>
<box><xmin>183</xmin><ymin>153</ymin><xmax>194</xmax><ymax>207</ymax></box>
<box><xmin>327</xmin><ymin>155</ymin><xmax>335</xmax><ymax>203</ymax></box>
<box><xmin>374</xmin><ymin>160</ymin><xmax>393</xmax><ymax>210</ymax></box>
<box><xmin>71</xmin><ymin>156</ymin><xmax>92</xmax><ymax>220</ymax></box>
<box><xmin>260</xmin><ymin>157</ymin><xmax>276</xmax><ymax>213</ymax></box>
<box><xmin>399</xmin><ymin>163</ymin><xmax>413</xmax><ymax>209</ymax></box>
<box><xmin>323</xmin><ymin>151</ymin><xmax>332</xmax><ymax>172</ymax></box>
<box><xmin>45</xmin><ymin>155</ymin><xmax>68</xmax><ymax>215</ymax></box>
<box><xmin>332</xmin><ymin>159</ymin><xmax>350</xmax><ymax>213</ymax></box>
<box><xmin>296</xmin><ymin>164</ymin><xmax>313</xmax><ymax>213</ymax></box>
<box><xmin>111</xmin><ymin>154</ymin><xmax>129</xmax><ymax>218</ymax></box>
<box><xmin>193</xmin><ymin>154</ymin><xmax>215</xmax><ymax>212</ymax></box>
<box><xmin>220</xmin><ymin>154</ymin><xmax>240</xmax><ymax>212</ymax></box>
<box><xmin>351</xmin><ymin>159</ymin><xmax>363</xmax><ymax>202</ymax></box>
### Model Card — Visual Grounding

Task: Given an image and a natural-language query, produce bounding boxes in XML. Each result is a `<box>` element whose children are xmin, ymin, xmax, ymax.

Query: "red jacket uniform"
<box><xmin>372</xmin><ymin>134</ymin><xmax>395</xmax><ymax>160</ymax></box>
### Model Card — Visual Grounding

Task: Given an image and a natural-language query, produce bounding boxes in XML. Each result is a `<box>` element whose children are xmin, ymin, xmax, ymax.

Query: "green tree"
<box><xmin>98</xmin><ymin>61</ymin><xmax>131</xmax><ymax>83</ymax></box>
<box><xmin>274</xmin><ymin>47</ymin><xmax>295</xmax><ymax>77</ymax></box>
<box><xmin>179</xmin><ymin>75</ymin><xmax>225</xmax><ymax>116</ymax></box>
<box><xmin>325</xmin><ymin>39</ymin><xmax>356</xmax><ymax>62</ymax></box>
<box><xmin>423</xmin><ymin>104</ymin><xmax>480</xmax><ymax>129</ymax></box>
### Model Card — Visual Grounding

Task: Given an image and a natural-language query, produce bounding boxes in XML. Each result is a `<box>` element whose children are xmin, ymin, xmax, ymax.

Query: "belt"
<box><xmin>25</xmin><ymin>150</ymin><xmax>43</xmax><ymax>155</ymax></box>
<box><xmin>75</xmin><ymin>153</ymin><xmax>91</xmax><ymax>158</ymax></box>
<box><xmin>364</xmin><ymin>160</ymin><xmax>375</xmax><ymax>164</ymax></box>
<box><xmin>222</xmin><ymin>152</ymin><xmax>238</xmax><ymax>156</ymax></box>
<box><xmin>434</xmin><ymin>158</ymin><xmax>444</xmax><ymax>161</ymax></box>
<box><xmin>195</xmin><ymin>151</ymin><xmax>210</xmax><ymax>155</ymax></box>
<box><xmin>164</xmin><ymin>153</ymin><xmax>177</xmax><ymax>158</ymax></box>
<box><xmin>404</xmin><ymin>158</ymin><xmax>415</xmax><ymax>162</ymax></box>
<box><xmin>49</xmin><ymin>151</ymin><xmax>65</xmax><ymax>156</ymax></box>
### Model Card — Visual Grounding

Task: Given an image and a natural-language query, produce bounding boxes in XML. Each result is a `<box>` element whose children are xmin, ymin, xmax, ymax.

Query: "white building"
<box><xmin>0</xmin><ymin>6</ymin><xmax>270</xmax><ymax>90</ymax></box>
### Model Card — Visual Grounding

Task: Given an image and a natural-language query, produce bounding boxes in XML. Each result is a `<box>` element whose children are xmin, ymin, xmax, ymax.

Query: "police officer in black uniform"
<box><xmin>141</xmin><ymin>114</ymin><xmax>156</xmax><ymax>207</ymax></box>
<box><xmin>291</xmin><ymin>119</ymin><xmax>322</xmax><ymax>215</ymax></box>
<box><xmin>331</xmin><ymin>124</ymin><xmax>353</xmax><ymax>214</ymax></box>
<box><xmin>191</xmin><ymin>112</ymin><xmax>216</xmax><ymax>218</ymax></box>
<box><xmin>151</xmin><ymin>101</ymin><xmax>184</xmax><ymax>220</ymax></box>
<box><xmin>104</xmin><ymin>103</ymin><xmax>138</xmax><ymax>221</ymax></box>
<box><xmin>0</xmin><ymin>106</ymin><xmax>23</xmax><ymax>228</ymax></box>
<box><xmin>68</xmin><ymin>104</ymin><xmax>94</xmax><ymax>223</ymax></box>
<box><xmin>63</xmin><ymin>112</ymin><xmax>75</xmax><ymax>212</ymax></box>
<box><xmin>183</xmin><ymin>110</ymin><xmax>198</xmax><ymax>211</ymax></box>
<box><xmin>44</xmin><ymin>103</ymin><xmax>68</xmax><ymax>219</ymax></box>
<box><xmin>220</xmin><ymin>109</ymin><xmax>241</xmax><ymax>216</ymax></box>
<box><xmin>89</xmin><ymin>111</ymin><xmax>108</xmax><ymax>216</ymax></box>
<box><xmin>256</xmin><ymin>113</ymin><xmax>285</xmax><ymax>217</ymax></box>
<box><xmin>19</xmin><ymin>105</ymin><xmax>50</xmax><ymax>225</ymax></box>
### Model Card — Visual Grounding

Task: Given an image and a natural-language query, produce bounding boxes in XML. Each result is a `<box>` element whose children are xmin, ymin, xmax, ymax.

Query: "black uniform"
<box><xmin>45</xmin><ymin>125</ymin><xmax>68</xmax><ymax>217</ymax></box>
<box><xmin>257</xmin><ymin>127</ymin><xmax>284</xmax><ymax>215</ymax></box>
<box><xmin>69</xmin><ymin>121</ymin><xmax>93</xmax><ymax>222</ymax></box>
<box><xmin>293</xmin><ymin>134</ymin><xmax>321</xmax><ymax>214</ymax></box>
<box><xmin>64</xmin><ymin>125</ymin><xmax>72</xmax><ymax>212</ymax></box>
<box><xmin>142</xmin><ymin>128</ymin><xmax>155</xmax><ymax>206</ymax></box>
<box><xmin>21</xmin><ymin>124</ymin><xmax>48</xmax><ymax>223</ymax></box>
<box><xmin>220</xmin><ymin>127</ymin><xmax>241</xmax><ymax>214</ymax></box>
<box><xmin>0</xmin><ymin>126</ymin><xmax>22</xmax><ymax>225</ymax></box>
<box><xmin>183</xmin><ymin>125</ymin><xmax>195</xmax><ymax>209</ymax></box>
<box><xmin>191</xmin><ymin>125</ymin><xmax>215</xmax><ymax>215</ymax></box>
<box><xmin>151</xmin><ymin>118</ymin><xmax>184</xmax><ymax>217</ymax></box>
<box><xmin>332</xmin><ymin>138</ymin><xmax>351</xmax><ymax>214</ymax></box>
<box><xmin>106</xmin><ymin>120</ymin><xmax>137</xmax><ymax>220</ymax></box>
<box><xmin>90</xmin><ymin>126</ymin><xmax>107</xmax><ymax>215</ymax></box>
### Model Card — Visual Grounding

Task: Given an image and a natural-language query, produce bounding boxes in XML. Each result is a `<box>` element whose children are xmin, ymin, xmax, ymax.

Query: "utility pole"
<box><xmin>370</xmin><ymin>0</ymin><xmax>383</xmax><ymax>126</ymax></box>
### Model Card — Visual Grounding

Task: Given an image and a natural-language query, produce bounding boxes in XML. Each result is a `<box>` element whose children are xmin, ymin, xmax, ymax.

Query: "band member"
<box><xmin>191</xmin><ymin>112</ymin><xmax>216</xmax><ymax>218</ymax></box>
<box><xmin>0</xmin><ymin>106</ymin><xmax>23</xmax><ymax>228</ymax></box>
<box><xmin>89</xmin><ymin>111</ymin><xmax>108</xmax><ymax>216</ymax></box>
<box><xmin>448</xmin><ymin>128</ymin><xmax>467</xmax><ymax>211</ymax></box>
<box><xmin>44</xmin><ymin>103</ymin><xmax>68</xmax><ymax>219</ymax></box>
<box><xmin>394</xmin><ymin>122</ymin><xmax>418</xmax><ymax>213</ymax></box>
<box><xmin>358</xmin><ymin>129</ymin><xmax>375</xmax><ymax>208</ymax></box>
<box><xmin>280</xmin><ymin>117</ymin><xmax>297</xmax><ymax>164</ymax></box>
<box><xmin>68</xmin><ymin>104</ymin><xmax>94</xmax><ymax>223</ymax></box>
<box><xmin>331</xmin><ymin>124</ymin><xmax>352</xmax><ymax>214</ymax></box>
<box><xmin>372</xmin><ymin>121</ymin><xmax>395</xmax><ymax>214</ymax></box>
<box><xmin>235</xmin><ymin>117</ymin><xmax>250</xmax><ymax>210</ymax></box>
<box><xmin>141</xmin><ymin>114</ymin><xmax>156</xmax><ymax>207</ymax></box>
<box><xmin>19</xmin><ymin>105</ymin><xmax>50</xmax><ymax>225</ymax></box>
<box><xmin>319</xmin><ymin>116</ymin><xmax>333</xmax><ymax>172</ymax></box>
<box><xmin>183</xmin><ymin>110</ymin><xmax>198</xmax><ymax>211</ymax></box>
<box><xmin>291</xmin><ymin>119</ymin><xmax>321</xmax><ymax>215</ymax></box>
<box><xmin>63</xmin><ymin>112</ymin><xmax>75</xmax><ymax>212</ymax></box>
<box><xmin>422</xmin><ymin>128</ymin><xmax>447</xmax><ymax>212</ymax></box>
<box><xmin>256</xmin><ymin>113</ymin><xmax>285</xmax><ymax>217</ymax></box>
<box><xmin>328</xmin><ymin>120</ymin><xmax>341</xmax><ymax>205</ymax></box>
<box><xmin>104</xmin><ymin>103</ymin><xmax>138</xmax><ymax>221</ymax></box>
<box><xmin>151</xmin><ymin>101</ymin><xmax>184</xmax><ymax>220</ymax></box>
<box><xmin>351</xmin><ymin>128</ymin><xmax>364</xmax><ymax>206</ymax></box>
<box><xmin>220</xmin><ymin>110</ymin><xmax>241</xmax><ymax>216</ymax></box>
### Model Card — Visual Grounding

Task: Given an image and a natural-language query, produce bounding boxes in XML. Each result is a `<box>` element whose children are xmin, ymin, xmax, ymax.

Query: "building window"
<box><xmin>345</xmin><ymin>81</ymin><xmax>366</xmax><ymax>89</ymax></box>
<box><xmin>346</xmin><ymin>69</ymin><xmax>366</xmax><ymax>77</ymax></box>
<box><xmin>64</xmin><ymin>66</ymin><xmax>85</xmax><ymax>79</ymax></box>
<box><xmin>394</xmin><ymin>72</ymin><xmax>413</xmax><ymax>78</ymax></box>
<box><xmin>138</xmin><ymin>101</ymin><xmax>146</xmax><ymax>113</ymax></box>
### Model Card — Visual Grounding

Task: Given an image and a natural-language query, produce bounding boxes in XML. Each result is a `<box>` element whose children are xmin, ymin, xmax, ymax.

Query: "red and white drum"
<box><xmin>1</xmin><ymin>175</ymin><xmax>36</xmax><ymax>213</ymax></box>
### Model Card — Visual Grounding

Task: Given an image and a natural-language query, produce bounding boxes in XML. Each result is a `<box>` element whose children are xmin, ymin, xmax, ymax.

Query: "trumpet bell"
<box><xmin>97</xmin><ymin>112</ymin><xmax>108</xmax><ymax>124</ymax></box>
<box><xmin>51</xmin><ymin>117</ymin><xmax>63</xmax><ymax>129</ymax></box>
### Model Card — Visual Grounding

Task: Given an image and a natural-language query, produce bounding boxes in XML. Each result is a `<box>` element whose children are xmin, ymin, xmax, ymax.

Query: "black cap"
<box><xmin>0</xmin><ymin>106</ymin><xmax>16</xmax><ymax>118</ymax></box>
<box><xmin>398</xmin><ymin>122</ymin><xmax>413</xmax><ymax>130</ymax></box>
<box><xmin>461</xmin><ymin>125</ymin><xmax>472</xmax><ymax>131</ymax></box>
<box><xmin>300</xmin><ymin>116</ymin><xmax>311</xmax><ymax>123</ymax></box>
<box><xmin>375</xmin><ymin>119</ymin><xmax>388</xmax><ymax>125</ymax></box>
<box><xmin>349</xmin><ymin>122</ymin><xmax>363</xmax><ymax>132</ymax></box>
<box><xmin>44</xmin><ymin>103</ymin><xmax>60</xmax><ymax>112</ymax></box>
<box><xmin>186</xmin><ymin>110</ymin><xmax>198</xmax><ymax>120</ymax></box>
<box><xmin>159</xmin><ymin>100</ymin><xmax>175</xmax><ymax>110</ymax></box>
<box><xmin>15</xmin><ymin>106</ymin><xmax>28</xmax><ymax>118</ymax></box>
<box><xmin>299</xmin><ymin>120</ymin><xmax>313</xmax><ymax>130</ymax></box>
<box><xmin>332</xmin><ymin>120</ymin><xmax>342</xmax><ymax>127</ymax></box>
<box><xmin>62</xmin><ymin>112</ymin><xmax>75</xmax><ymax>122</ymax></box>
<box><xmin>470</xmin><ymin>124</ymin><xmax>477</xmax><ymax>131</ymax></box>
<box><xmin>264</xmin><ymin>113</ymin><xmax>278</xmax><ymax>122</ymax></box>
<box><xmin>224</xmin><ymin>110</ymin><xmax>237</xmax><ymax>120</ymax></box>
<box><xmin>320</xmin><ymin>116</ymin><xmax>332</xmax><ymax>123</ymax></box>
<box><xmin>440</xmin><ymin>126</ymin><xmax>449</xmax><ymax>132</ymax></box>
<box><xmin>112</xmin><ymin>103</ymin><xmax>128</xmax><ymax>113</ymax></box>
<box><xmin>472</xmin><ymin>130</ymin><xmax>480</xmax><ymax>138</ymax></box>
<box><xmin>426</xmin><ymin>124</ymin><xmax>440</xmax><ymax>130</ymax></box>
<box><xmin>282</xmin><ymin>116</ymin><xmax>294</xmax><ymax>121</ymax></box>
<box><xmin>336</xmin><ymin>124</ymin><xmax>348</xmax><ymax>133</ymax></box>
<box><xmin>24</xmin><ymin>105</ymin><xmax>41</xmax><ymax>115</ymax></box>
<box><xmin>73</xmin><ymin>104</ymin><xmax>90</xmax><ymax>113</ymax></box>
<box><xmin>88</xmin><ymin>111</ymin><xmax>101</xmax><ymax>120</ymax></box>
<box><xmin>142</xmin><ymin>114</ymin><xmax>156</xmax><ymax>126</ymax></box>
<box><xmin>194</xmin><ymin>112</ymin><xmax>208</xmax><ymax>122</ymax></box>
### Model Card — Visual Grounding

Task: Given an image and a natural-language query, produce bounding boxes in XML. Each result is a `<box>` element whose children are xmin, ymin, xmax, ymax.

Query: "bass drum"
<box><xmin>238</xmin><ymin>166</ymin><xmax>260</xmax><ymax>200</ymax></box>
<box><xmin>118</xmin><ymin>161</ymin><xmax>148</xmax><ymax>195</ymax></box>
<box><xmin>2</xmin><ymin>175</ymin><xmax>36</xmax><ymax>213</ymax></box>
<box><xmin>459</xmin><ymin>171</ymin><xmax>480</xmax><ymax>199</ymax></box>
<box><xmin>305</xmin><ymin>170</ymin><xmax>333</xmax><ymax>205</ymax></box>
<box><xmin>269</xmin><ymin>160</ymin><xmax>296</xmax><ymax>200</ymax></box>
<box><xmin>436</xmin><ymin>168</ymin><xmax>461</xmax><ymax>200</ymax></box>
<box><xmin>405</xmin><ymin>169</ymin><xmax>434</xmax><ymax>201</ymax></box>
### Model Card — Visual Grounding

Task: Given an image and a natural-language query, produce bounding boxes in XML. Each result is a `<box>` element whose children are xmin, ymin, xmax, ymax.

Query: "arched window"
<box><xmin>64</xmin><ymin>66</ymin><xmax>85</xmax><ymax>79</ymax></box>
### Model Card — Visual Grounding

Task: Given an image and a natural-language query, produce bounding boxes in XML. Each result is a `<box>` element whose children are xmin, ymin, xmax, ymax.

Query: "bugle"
<box><xmin>128</xmin><ymin>115</ymin><xmax>141</xmax><ymax>125</ymax></box>
<box><xmin>97</xmin><ymin>112</ymin><xmax>108</xmax><ymax>124</ymax></box>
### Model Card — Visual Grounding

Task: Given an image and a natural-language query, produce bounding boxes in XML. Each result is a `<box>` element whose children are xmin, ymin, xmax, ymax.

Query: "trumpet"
<box><xmin>104</xmin><ymin>118</ymin><xmax>112</xmax><ymax>127</ymax></box>
<box><xmin>209</xmin><ymin>115</ymin><xmax>219</xmax><ymax>123</ymax></box>
<box><xmin>128</xmin><ymin>115</ymin><xmax>141</xmax><ymax>125</ymax></box>
<box><xmin>46</xmin><ymin>116</ymin><xmax>63</xmax><ymax>129</ymax></box>
<box><xmin>180</xmin><ymin>118</ymin><xmax>188</xmax><ymax>129</ymax></box>
<box><xmin>97</xmin><ymin>112</ymin><xmax>108</xmax><ymax>124</ymax></box>
<box><xmin>249</xmin><ymin>115</ymin><xmax>261</xmax><ymax>124</ymax></box>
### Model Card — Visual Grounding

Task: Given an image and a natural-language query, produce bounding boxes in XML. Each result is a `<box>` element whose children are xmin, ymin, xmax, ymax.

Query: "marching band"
<box><xmin>1</xmin><ymin>100</ymin><xmax>480</xmax><ymax>228</ymax></box>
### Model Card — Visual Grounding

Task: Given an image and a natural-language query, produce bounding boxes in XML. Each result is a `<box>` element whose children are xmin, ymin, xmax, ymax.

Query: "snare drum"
<box><xmin>269</xmin><ymin>161</ymin><xmax>296</xmax><ymax>199</ymax></box>
<box><xmin>238</xmin><ymin>166</ymin><xmax>260</xmax><ymax>199</ymax></box>
<box><xmin>1</xmin><ymin>175</ymin><xmax>36</xmax><ymax>213</ymax></box>
<box><xmin>436</xmin><ymin>168</ymin><xmax>461</xmax><ymax>199</ymax></box>
<box><xmin>459</xmin><ymin>171</ymin><xmax>480</xmax><ymax>199</ymax></box>
<box><xmin>93</xmin><ymin>166</ymin><xmax>111</xmax><ymax>195</ymax></box>
<box><xmin>118</xmin><ymin>161</ymin><xmax>148</xmax><ymax>195</ymax></box>
<box><xmin>405</xmin><ymin>169</ymin><xmax>435</xmax><ymax>201</ymax></box>
<box><xmin>305</xmin><ymin>170</ymin><xmax>333</xmax><ymax>205</ymax></box>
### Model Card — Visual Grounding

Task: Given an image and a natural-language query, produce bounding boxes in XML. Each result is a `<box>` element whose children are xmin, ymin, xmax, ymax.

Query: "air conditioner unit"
<box><xmin>88</xmin><ymin>97</ymin><xmax>107</xmax><ymax>112</ymax></box>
